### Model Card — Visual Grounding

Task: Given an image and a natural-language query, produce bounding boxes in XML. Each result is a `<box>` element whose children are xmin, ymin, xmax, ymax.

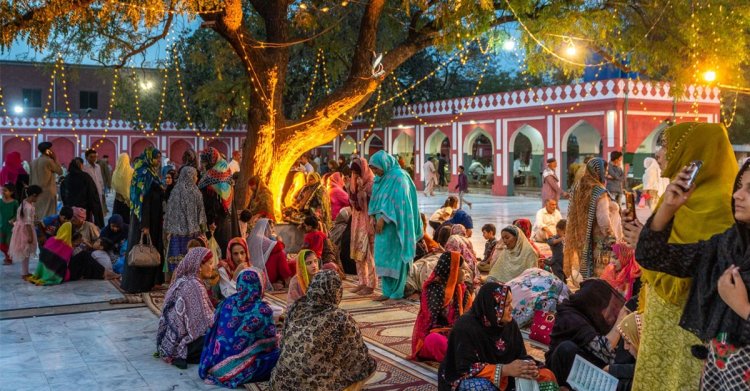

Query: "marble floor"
<box><xmin>0</xmin><ymin>192</ymin><xmax>568</xmax><ymax>390</ymax></box>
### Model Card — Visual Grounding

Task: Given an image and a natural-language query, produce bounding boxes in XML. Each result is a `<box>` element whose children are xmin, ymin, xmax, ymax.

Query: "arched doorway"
<box><xmin>508</xmin><ymin>125</ymin><xmax>545</xmax><ymax>194</ymax></box>
<box><xmin>563</xmin><ymin>121</ymin><xmax>603</xmax><ymax>189</ymax></box>
<box><xmin>131</xmin><ymin>139</ymin><xmax>156</xmax><ymax>158</ymax></box>
<box><xmin>3</xmin><ymin>137</ymin><xmax>32</xmax><ymax>164</ymax></box>
<box><xmin>170</xmin><ymin>139</ymin><xmax>193</xmax><ymax>169</ymax></box>
<box><xmin>630</xmin><ymin>123</ymin><xmax>668</xmax><ymax>180</ymax></box>
<box><xmin>425</xmin><ymin>130</ymin><xmax>449</xmax><ymax>159</ymax></box>
<box><xmin>51</xmin><ymin>137</ymin><xmax>76</xmax><ymax>168</ymax></box>
<box><xmin>339</xmin><ymin>135</ymin><xmax>357</xmax><ymax>157</ymax></box>
<box><xmin>463</xmin><ymin>128</ymin><xmax>495</xmax><ymax>188</ymax></box>
<box><xmin>89</xmin><ymin>138</ymin><xmax>117</xmax><ymax>171</ymax></box>
<box><xmin>392</xmin><ymin>132</ymin><xmax>415</xmax><ymax>169</ymax></box>
<box><xmin>364</xmin><ymin>135</ymin><xmax>383</xmax><ymax>159</ymax></box>
<box><xmin>208</xmin><ymin>140</ymin><xmax>229</xmax><ymax>158</ymax></box>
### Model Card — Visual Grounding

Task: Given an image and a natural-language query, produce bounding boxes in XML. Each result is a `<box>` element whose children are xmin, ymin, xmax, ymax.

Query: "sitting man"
<box><xmin>532</xmin><ymin>199</ymin><xmax>562</xmax><ymax>242</ymax></box>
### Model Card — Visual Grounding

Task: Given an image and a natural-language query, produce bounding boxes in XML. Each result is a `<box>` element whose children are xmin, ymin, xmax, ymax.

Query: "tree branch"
<box><xmin>349</xmin><ymin>0</ymin><xmax>387</xmax><ymax>79</ymax></box>
<box><xmin>114</xmin><ymin>10</ymin><xmax>175</xmax><ymax>68</ymax></box>
<box><xmin>1</xmin><ymin>0</ymin><xmax>96</xmax><ymax>32</ymax></box>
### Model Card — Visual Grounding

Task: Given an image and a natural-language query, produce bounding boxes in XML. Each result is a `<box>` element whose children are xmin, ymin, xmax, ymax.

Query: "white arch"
<box><xmin>364</xmin><ymin>134</ymin><xmax>383</xmax><ymax>155</ymax></box>
<box><xmin>508</xmin><ymin>124</ymin><xmax>544</xmax><ymax>153</ymax></box>
<box><xmin>635</xmin><ymin>122</ymin><xmax>668</xmax><ymax>153</ymax></box>
<box><xmin>339</xmin><ymin>135</ymin><xmax>357</xmax><ymax>155</ymax></box>
<box><xmin>562</xmin><ymin>120</ymin><xmax>602</xmax><ymax>154</ymax></box>
<box><xmin>392</xmin><ymin>132</ymin><xmax>414</xmax><ymax>155</ymax></box>
<box><xmin>425</xmin><ymin>130</ymin><xmax>449</xmax><ymax>155</ymax></box>
<box><xmin>463</xmin><ymin>127</ymin><xmax>495</xmax><ymax>154</ymax></box>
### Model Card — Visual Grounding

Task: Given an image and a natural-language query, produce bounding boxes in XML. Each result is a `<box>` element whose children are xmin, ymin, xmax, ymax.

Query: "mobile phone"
<box><xmin>683</xmin><ymin>160</ymin><xmax>703</xmax><ymax>190</ymax></box>
<box><xmin>624</xmin><ymin>191</ymin><xmax>636</xmax><ymax>220</ymax></box>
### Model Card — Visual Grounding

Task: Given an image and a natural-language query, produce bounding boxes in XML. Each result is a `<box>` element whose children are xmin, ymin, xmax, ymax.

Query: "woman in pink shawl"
<box><xmin>600</xmin><ymin>243</ymin><xmax>641</xmax><ymax>300</ymax></box>
<box><xmin>348</xmin><ymin>157</ymin><xmax>378</xmax><ymax>295</ymax></box>
<box><xmin>327</xmin><ymin>172</ymin><xmax>350</xmax><ymax>220</ymax></box>
<box><xmin>0</xmin><ymin>152</ymin><xmax>29</xmax><ymax>199</ymax></box>
<box><xmin>157</xmin><ymin>247</ymin><xmax>215</xmax><ymax>369</ymax></box>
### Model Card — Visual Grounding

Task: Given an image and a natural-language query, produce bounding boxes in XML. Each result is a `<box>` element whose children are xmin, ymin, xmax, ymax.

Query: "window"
<box><xmin>79</xmin><ymin>91</ymin><xmax>98</xmax><ymax>110</ymax></box>
<box><xmin>22</xmin><ymin>89</ymin><xmax>42</xmax><ymax>108</ymax></box>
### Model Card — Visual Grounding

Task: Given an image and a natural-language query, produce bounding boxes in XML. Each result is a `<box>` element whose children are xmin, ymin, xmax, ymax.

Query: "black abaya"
<box><xmin>121</xmin><ymin>183</ymin><xmax>164</xmax><ymax>293</ymax></box>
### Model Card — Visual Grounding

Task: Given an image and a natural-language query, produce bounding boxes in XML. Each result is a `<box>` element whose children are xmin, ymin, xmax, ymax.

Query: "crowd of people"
<box><xmin>1</xmin><ymin>120</ymin><xmax>748</xmax><ymax>390</ymax></box>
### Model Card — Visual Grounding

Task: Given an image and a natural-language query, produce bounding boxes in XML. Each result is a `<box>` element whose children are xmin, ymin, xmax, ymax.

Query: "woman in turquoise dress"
<box><xmin>368</xmin><ymin>150</ymin><xmax>422</xmax><ymax>301</ymax></box>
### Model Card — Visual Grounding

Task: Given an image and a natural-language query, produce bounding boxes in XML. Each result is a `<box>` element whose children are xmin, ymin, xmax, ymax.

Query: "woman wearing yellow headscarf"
<box><xmin>111</xmin><ymin>153</ymin><xmax>134</xmax><ymax>224</ymax></box>
<box><xmin>633</xmin><ymin>122</ymin><xmax>737</xmax><ymax>391</ymax></box>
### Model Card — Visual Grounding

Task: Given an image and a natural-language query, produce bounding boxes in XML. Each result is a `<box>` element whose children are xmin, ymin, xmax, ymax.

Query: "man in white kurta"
<box><xmin>422</xmin><ymin>157</ymin><xmax>437</xmax><ymax>196</ymax></box>
<box><xmin>82</xmin><ymin>148</ymin><xmax>107</xmax><ymax>219</ymax></box>
<box><xmin>532</xmin><ymin>199</ymin><xmax>563</xmax><ymax>242</ymax></box>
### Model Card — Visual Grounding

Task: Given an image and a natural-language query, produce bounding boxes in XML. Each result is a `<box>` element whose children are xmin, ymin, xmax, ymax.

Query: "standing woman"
<box><xmin>198</xmin><ymin>147</ymin><xmax>235</xmax><ymax>255</ymax></box>
<box><xmin>0</xmin><ymin>151</ymin><xmax>29</xmax><ymax>201</ymax></box>
<box><xmin>349</xmin><ymin>156</ymin><xmax>377</xmax><ymax>295</ymax></box>
<box><xmin>246</xmin><ymin>175</ymin><xmax>275</xmax><ymax>219</ymax></box>
<box><xmin>111</xmin><ymin>153</ymin><xmax>134</xmax><ymax>224</ymax></box>
<box><xmin>121</xmin><ymin>147</ymin><xmax>165</xmax><ymax>294</ymax></box>
<box><xmin>327</xmin><ymin>172</ymin><xmax>350</xmax><ymax>220</ymax></box>
<box><xmin>565</xmin><ymin>157</ymin><xmax>618</xmax><ymax>279</ymax></box>
<box><xmin>164</xmin><ymin>166</ymin><xmax>207</xmax><ymax>281</ymax></box>
<box><xmin>62</xmin><ymin>158</ymin><xmax>104</xmax><ymax>227</ymax></box>
<box><xmin>368</xmin><ymin>150</ymin><xmax>423</xmax><ymax>301</ymax></box>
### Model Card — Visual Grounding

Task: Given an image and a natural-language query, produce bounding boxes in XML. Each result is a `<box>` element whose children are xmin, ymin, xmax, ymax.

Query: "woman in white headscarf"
<box><xmin>248</xmin><ymin>218</ymin><xmax>295</xmax><ymax>290</ymax></box>
<box><xmin>641</xmin><ymin>156</ymin><xmax>669</xmax><ymax>210</ymax></box>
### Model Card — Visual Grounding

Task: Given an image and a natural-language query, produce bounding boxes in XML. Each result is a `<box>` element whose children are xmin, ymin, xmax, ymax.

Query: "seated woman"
<box><xmin>512</xmin><ymin>218</ymin><xmax>543</xmax><ymax>260</ymax></box>
<box><xmin>444</xmin><ymin>209</ymin><xmax>473</xmax><ymax>237</ymax></box>
<box><xmin>545</xmin><ymin>279</ymin><xmax>627</xmax><ymax>387</ymax></box>
<box><xmin>217</xmin><ymin>237</ymin><xmax>250</xmax><ymax>298</ymax></box>
<box><xmin>506</xmin><ymin>268</ymin><xmax>570</xmax><ymax>328</ymax></box>
<box><xmin>99</xmin><ymin>214</ymin><xmax>128</xmax><ymax>256</ymax></box>
<box><xmin>28</xmin><ymin>223</ymin><xmax>74</xmax><ymax>286</ymax></box>
<box><xmin>157</xmin><ymin>247</ymin><xmax>216</xmax><ymax>369</ymax></box>
<box><xmin>438</xmin><ymin>282</ymin><xmax>558</xmax><ymax>391</ymax></box>
<box><xmin>199</xmin><ymin>269</ymin><xmax>280</xmax><ymax>387</ymax></box>
<box><xmin>246</xmin><ymin>175</ymin><xmax>275</xmax><ymax>220</ymax></box>
<box><xmin>286</xmin><ymin>249</ymin><xmax>338</xmax><ymax>306</ymax></box>
<box><xmin>405</xmin><ymin>250</ymin><xmax>443</xmax><ymax>299</ymax></box>
<box><xmin>429</xmin><ymin>196</ymin><xmax>458</xmax><ymax>231</ymax></box>
<box><xmin>411</xmin><ymin>251</ymin><xmax>472</xmax><ymax>362</ymax></box>
<box><xmin>282</xmin><ymin>172</ymin><xmax>332</xmax><ymax>230</ymax></box>
<box><xmin>487</xmin><ymin>226</ymin><xmax>538</xmax><ymax>284</ymax></box>
<box><xmin>301</xmin><ymin>215</ymin><xmax>344</xmax><ymax>275</ymax></box>
<box><xmin>248</xmin><ymin>219</ymin><xmax>296</xmax><ymax>290</ymax></box>
<box><xmin>600</xmin><ymin>243</ymin><xmax>641</xmax><ymax>301</ymax></box>
<box><xmin>415</xmin><ymin>213</ymin><xmax>442</xmax><ymax>261</ymax></box>
<box><xmin>444</xmin><ymin>224</ymin><xmax>479</xmax><ymax>283</ymax></box>
<box><xmin>609</xmin><ymin>312</ymin><xmax>642</xmax><ymax>391</ymax></box>
<box><xmin>270</xmin><ymin>270</ymin><xmax>377</xmax><ymax>390</ymax></box>
<box><xmin>435</xmin><ymin>224</ymin><xmax>454</xmax><ymax>248</ymax></box>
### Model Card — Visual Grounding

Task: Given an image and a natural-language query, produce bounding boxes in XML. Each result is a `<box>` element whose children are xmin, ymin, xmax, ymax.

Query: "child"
<box><xmin>477</xmin><ymin>223</ymin><xmax>497</xmax><ymax>272</ymax></box>
<box><xmin>238</xmin><ymin>209</ymin><xmax>252</xmax><ymax>238</ymax></box>
<box><xmin>428</xmin><ymin>196</ymin><xmax>458</xmax><ymax>231</ymax></box>
<box><xmin>301</xmin><ymin>215</ymin><xmax>344</xmax><ymax>278</ymax></box>
<box><xmin>8</xmin><ymin>185</ymin><xmax>42</xmax><ymax>278</ymax></box>
<box><xmin>1</xmin><ymin>183</ymin><xmax>19</xmax><ymax>265</ymax></box>
<box><xmin>454</xmin><ymin>165</ymin><xmax>472</xmax><ymax>209</ymax></box>
<box><xmin>545</xmin><ymin>219</ymin><xmax>566</xmax><ymax>282</ymax></box>
<box><xmin>91</xmin><ymin>237</ymin><xmax>116</xmax><ymax>271</ymax></box>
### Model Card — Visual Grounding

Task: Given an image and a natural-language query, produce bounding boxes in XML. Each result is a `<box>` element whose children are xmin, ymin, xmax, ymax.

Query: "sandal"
<box><xmin>357</xmin><ymin>288</ymin><xmax>374</xmax><ymax>296</ymax></box>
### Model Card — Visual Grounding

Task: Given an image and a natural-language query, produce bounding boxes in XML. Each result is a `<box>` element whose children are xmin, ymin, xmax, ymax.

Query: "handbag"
<box><xmin>529</xmin><ymin>310</ymin><xmax>555</xmax><ymax>345</ymax></box>
<box><xmin>127</xmin><ymin>233</ymin><xmax>161</xmax><ymax>268</ymax></box>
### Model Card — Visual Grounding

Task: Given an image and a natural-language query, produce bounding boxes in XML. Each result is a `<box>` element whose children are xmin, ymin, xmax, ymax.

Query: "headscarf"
<box><xmin>111</xmin><ymin>153</ymin><xmax>134</xmax><ymax>204</ymax></box>
<box><xmin>327</xmin><ymin>172</ymin><xmax>350</xmax><ymax>219</ymax></box>
<box><xmin>198</xmin><ymin>269</ymin><xmax>279</xmax><ymax>388</ymax></box>
<box><xmin>411</xmin><ymin>252</ymin><xmax>472</xmax><ymax>359</ymax></box>
<box><xmin>601</xmin><ymin>243</ymin><xmax>641</xmax><ymax>301</ymax></box>
<box><xmin>446</xmin><ymin>210</ymin><xmax>474</xmax><ymax>230</ymax></box>
<box><xmin>444</xmin><ymin>225</ymin><xmax>478</xmax><ymax>274</ymax></box>
<box><xmin>368</xmin><ymin>150</ymin><xmax>423</xmax><ymax>263</ymax></box>
<box><xmin>513</xmin><ymin>218</ymin><xmax>543</xmax><ymax>257</ymax></box>
<box><xmin>198</xmin><ymin>147</ymin><xmax>234</xmax><ymax>213</ymax></box>
<box><xmin>546</xmin><ymin>279</ymin><xmax>624</xmax><ymax>365</ymax></box>
<box><xmin>0</xmin><ymin>151</ymin><xmax>26</xmax><ymax>185</ymax></box>
<box><xmin>328</xmin><ymin>207</ymin><xmax>351</xmax><ymax>246</ymax></box>
<box><xmin>247</xmin><ymin>175</ymin><xmax>275</xmax><ymax>219</ymax></box>
<box><xmin>72</xmin><ymin>207</ymin><xmax>86</xmax><ymax>222</ymax></box>
<box><xmin>182</xmin><ymin>148</ymin><xmax>198</xmax><ymax>171</ymax></box>
<box><xmin>487</xmin><ymin>226</ymin><xmax>538</xmax><ymax>283</ymax></box>
<box><xmin>270</xmin><ymin>270</ymin><xmax>376</xmax><ymax>390</ymax></box>
<box><xmin>438</xmin><ymin>283</ymin><xmax>526</xmax><ymax>391</ymax></box>
<box><xmin>617</xmin><ymin>312</ymin><xmax>643</xmax><ymax>352</ymax></box>
<box><xmin>349</xmin><ymin>157</ymin><xmax>374</xmax><ymax>211</ymax></box>
<box><xmin>676</xmin><ymin>160</ymin><xmax>750</xmax><ymax>345</ymax></box>
<box><xmin>130</xmin><ymin>147</ymin><xmax>162</xmax><ymax>220</ymax></box>
<box><xmin>219</xmin><ymin>237</ymin><xmax>249</xmax><ymax>277</ymax></box>
<box><xmin>157</xmin><ymin>247</ymin><xmax>215</xmax><ymax>361</ymax></box>
<box><xmin>99</xmin><ymin>214</ymin><xmax>128</xmax><ymax>246</ymax></box>
<box><xmin>248</xmin><ymin>219</ymin><xmax>276</xmax><ymax>288</ymax></box>
<box><xmin>164</xmin><ymin>166</ymin><xmax>207</xmax><ymax>235</ymax></box>
<box><xmin>566</xmin><ymin>157</ymin><xmax>609</xmax><ymax>278</ymax></box>
<box><xmin>284</xmin><ymin>172</ymin><xmax>306</xmax><ymax>208</ymax></box>
<box><xmin>294</xmin><ymin>249</ymin><xmax>319</xmax><ymax>296</ymax></box>
<box><xmin>642</xmin><ymin>122</ymin><xmax>736</xmax><ymax>306</ymax></box>
<box><xmin>29</xmin><ymin>222</ymin><xmax>73</xmax><ymax>286</ymax></box>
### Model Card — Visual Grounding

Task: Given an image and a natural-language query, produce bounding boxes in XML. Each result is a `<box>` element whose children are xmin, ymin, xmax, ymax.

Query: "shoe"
<box><xmin>173</xmin><ymin>358</ymin><xmax>188</xmax><ymax>370</ymax></box>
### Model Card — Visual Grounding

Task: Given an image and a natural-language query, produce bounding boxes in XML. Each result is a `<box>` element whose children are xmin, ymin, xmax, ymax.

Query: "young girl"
<box><xmin>1</xmin><ymin>183</ymin><xmax>19</xmax><ymax>265</ymax></box>
<box><xmin>8</xmin><ymin>185</ymin><xmax>42</xmax><ymax>278</ymax></box>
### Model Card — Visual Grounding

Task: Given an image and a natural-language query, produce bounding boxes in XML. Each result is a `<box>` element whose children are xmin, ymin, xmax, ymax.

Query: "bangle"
<box><xmin>494</xmin><ymin>364</ymin><xmax>502</xmax><ymax>387</ymax></box>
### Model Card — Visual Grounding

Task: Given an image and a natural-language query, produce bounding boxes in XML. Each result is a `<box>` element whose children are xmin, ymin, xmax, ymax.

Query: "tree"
<box><xmin>4</xmin><ymin>0</ymin><xmax>750</xmax><ymax>217</ymax></box>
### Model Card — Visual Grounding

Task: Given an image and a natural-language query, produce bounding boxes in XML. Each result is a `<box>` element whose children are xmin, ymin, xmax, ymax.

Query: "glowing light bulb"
<box><xmin>13</xmin><ymin>105</ymin><xmax>23</xmax><ymax>114</ymax></box>
<box><xmin>565</xmin><ymin>44</ymin><xmax>577</xmax><ymax>57</ymax></box>
<box><xmin>502</xmin><ymin>39</ymin><xmax>515</xmax><ymax>51</ymax></box>
<box><xmin>703</xmin><ymin>70</ymin><xmax>717</xmax><ymax>82</ymax></box>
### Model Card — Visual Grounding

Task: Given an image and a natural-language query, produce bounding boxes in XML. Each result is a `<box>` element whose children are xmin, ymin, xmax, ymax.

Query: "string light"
<box><xmin>300</xmin><ymin>49</ymin><xmax>322</xmax><ymax>116</ymax></box>
<box><xmin>92</xmin><ymin>68</ymin><xmax>121</xmax><ymax>149</ymax></box>
<box><xmin>57</xmin><ymin>54</ymin><xmax>83</xmax><ymax>146</ymax></box>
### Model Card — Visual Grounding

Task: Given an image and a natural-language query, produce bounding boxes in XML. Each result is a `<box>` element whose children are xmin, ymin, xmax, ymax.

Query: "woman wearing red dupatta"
<box><xmin>411</xmin><ymin>251</ymin><xmax>473</xmax><ymax>362</ymax></box>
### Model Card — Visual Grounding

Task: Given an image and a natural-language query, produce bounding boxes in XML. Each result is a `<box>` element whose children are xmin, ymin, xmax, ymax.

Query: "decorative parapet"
<box><xmin>0</xmin><ymin>117</ymin><xmax>247</xmax><ymax>133</ymax></box>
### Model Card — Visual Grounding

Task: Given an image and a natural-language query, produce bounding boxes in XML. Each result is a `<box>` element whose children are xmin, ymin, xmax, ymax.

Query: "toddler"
<box><xmin>8</xmin><ymin>185</ymin><xmax>42</xmax><ymax>278</ymax></box>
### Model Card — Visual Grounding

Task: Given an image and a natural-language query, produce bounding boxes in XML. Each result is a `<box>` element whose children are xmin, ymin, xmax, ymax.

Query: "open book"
<box><xmin>567</xmin><ymin>355</ymin><xmax>618</xmax><ymax>391</ymax></box>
